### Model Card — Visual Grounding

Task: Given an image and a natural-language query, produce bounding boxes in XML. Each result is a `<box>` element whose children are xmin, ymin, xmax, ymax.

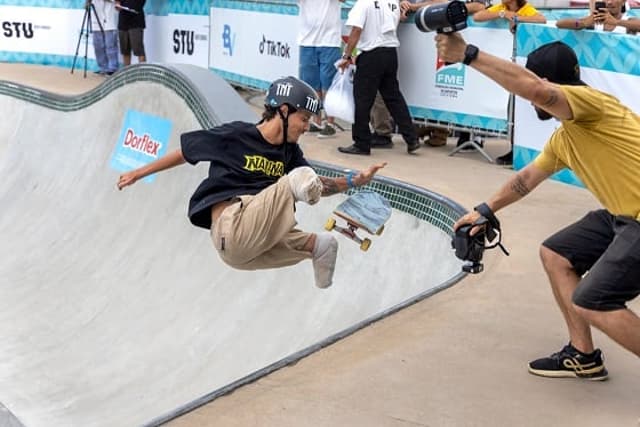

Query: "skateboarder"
<box><xmin>117</xmin><ymin>76</ymin><xmax>386</xmax><ymax>289</ymax></box>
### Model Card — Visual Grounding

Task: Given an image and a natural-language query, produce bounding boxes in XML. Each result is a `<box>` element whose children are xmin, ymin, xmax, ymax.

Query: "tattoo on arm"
<box><xmin>542</xmin><ymin>89</ymin><xmax>559</xmax><ymax>107</ymax></box>
<box><xmin>511</xmin><ymin>175</ymin><xmax>530</xmax><ymax>197</ymax></box>
<box><xmin>320</xmin><ymin>176</ymin><xmax>340</xmax><ymax>196</ymax></box>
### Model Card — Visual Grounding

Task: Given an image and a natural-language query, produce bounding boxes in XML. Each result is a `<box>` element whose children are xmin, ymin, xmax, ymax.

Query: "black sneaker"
<box><xmin>406</xmin><ymin>139</ymin><xmax>420</xmax><ymax>154</ymax></box>
<box><xmin>528</xmin><ymin>343</ymin><xmax>608</xmax><ymax>381</ymax></box>
<box><xmin>456</xmin><ymin>132</ymin><xmax>470</xmax><ymax>146</ymax></box>
<box><xmin>457</xmin><ymin>132</ymin><xmax>483</xmax><ymax>152</ymax></box>
<box><xmin>308</xmin><ymin>122</ymin><xmax>323</xmax><ymax>133</ymax></box>
<box><xmin>370</xmin><ymin>133</ymin><xmax>394</xmax><ymax>148</ymax></box>
<box><xmin>496</xmin><ymin>150</ymin><xmax>513</xmax><ymax>166</ymax></box>
<box><xmin>338</xmin><ymin>144</ymin><xmax>370</xmax><ymax>155</ymax></box>
<box><xmin>317</xmin><ymin>123</ymin><xmax>337</xmax><ymax>139</ymax></box>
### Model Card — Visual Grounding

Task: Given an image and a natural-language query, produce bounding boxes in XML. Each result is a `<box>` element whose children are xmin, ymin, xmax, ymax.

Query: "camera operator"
<box><xmin>116</xmin><ymin>0</ymin><xmax>146</xmax><ymax>65</ymax></box>
<box><xmin>436</xmin><ymin>34</ymin><xmax>640</xmax><ymax>379</ymax></box>
<box><xmin>87</xmin><ymin>0</ymin><xmax>119</xmax><ymax>75</ymax></box>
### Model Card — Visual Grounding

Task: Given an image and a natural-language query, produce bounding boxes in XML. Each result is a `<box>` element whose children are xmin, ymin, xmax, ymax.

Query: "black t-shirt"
<box><xmin>118</xmin><ymin>0</ymin><xmax>146</xmax><ymax>30</ymax></box>
<box><xmin>181</xmin><ymin>121</ymin><xmax>309</xmax><ymax>229</ymax></box>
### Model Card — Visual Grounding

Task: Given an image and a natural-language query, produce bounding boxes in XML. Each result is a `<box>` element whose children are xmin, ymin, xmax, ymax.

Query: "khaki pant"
<box><xmin>370</xmin><ymin>92</ymin><xmax>393</xmax><ymax>136</ymax></box>
<box><xmin>211</xmin><ymin>176</ymin><xmax>312</xmax><ymax>270</ymax></box>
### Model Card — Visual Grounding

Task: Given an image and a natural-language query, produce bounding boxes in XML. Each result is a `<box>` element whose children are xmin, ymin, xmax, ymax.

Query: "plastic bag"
<box><xmin>323</xmin><ymin>64</ymin><xmax>355</xmax><ymax>123</ymax></box>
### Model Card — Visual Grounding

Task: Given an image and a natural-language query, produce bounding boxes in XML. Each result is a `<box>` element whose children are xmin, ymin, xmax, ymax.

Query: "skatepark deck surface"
<box><xmin>0</xmin><ymin>63</ymin><xmax>638</xmax><ymax>427</ymax></box>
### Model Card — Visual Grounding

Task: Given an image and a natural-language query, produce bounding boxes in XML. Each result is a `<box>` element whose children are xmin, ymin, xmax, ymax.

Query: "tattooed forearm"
<box><xmin>511</xmin><ymin>175</ymin><xmax>530</xmax><ymax>197</ymax></box>
<box><xmin>320</xmin><ymin>176</ymin><xmax>340</xmax><ymax>196</ymax></box>
<box><xmin>542</xmin><ymin>88</ymin><xmax>559</xmax><ymax>107</ymax></box>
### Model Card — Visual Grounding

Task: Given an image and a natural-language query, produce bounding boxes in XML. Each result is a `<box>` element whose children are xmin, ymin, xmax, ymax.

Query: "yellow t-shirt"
<box><xmin>533</xmin><ymin>85</ymin><xmax>640</xmax><ymax>220</ymax></box>
<box><xmin>487</xmin><ymin>3</ymin><xmax>540</xmax><ymax>16</ymax></box>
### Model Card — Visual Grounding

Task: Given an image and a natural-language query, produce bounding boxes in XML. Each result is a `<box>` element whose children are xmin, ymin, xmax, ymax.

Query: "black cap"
<box><xmin>525</xmin><ymin>41</ymin><xmax>585</xmax><ymax>86</ymax></box>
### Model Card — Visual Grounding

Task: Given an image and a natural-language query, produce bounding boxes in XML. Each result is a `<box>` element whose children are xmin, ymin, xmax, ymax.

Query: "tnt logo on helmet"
<box><xmin>305</xmin><ymin>96</ymin><xmax>319</xmax><ymax>114</ymax></box>
<box><xmin>275</xmin><ymin>82</ymin><xmax>293</xmax><ymax>97</ymax></box>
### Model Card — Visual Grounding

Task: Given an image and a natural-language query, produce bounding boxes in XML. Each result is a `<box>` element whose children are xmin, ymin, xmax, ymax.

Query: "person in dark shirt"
<box><xmin>116</xmin><ymin>0</ymin><xmax>146</xmax><ymax>65</ymax></box>
<box><xmin>117</xmin><ymin>76</ymin><xmax>386</xmax><ymax>289</ymax></box>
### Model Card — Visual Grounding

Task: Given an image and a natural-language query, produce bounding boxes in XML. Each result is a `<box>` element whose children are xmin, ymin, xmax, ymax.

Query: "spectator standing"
<box><xmin>116</xmin><ymin>0</ymin><xmax>146</xmax><ymax>65</ymax></box>
<box><xmin>297</xmin><ymin>0</ymin><xmax>345</xmax><ymax>138</ymax></box>
<box><xmin>88</xmin><ymin>0</ymin><xmax>119</xmax><ymax>75</ymax></box>
<box><xmin>338</xmin><ymin>0</ymin><xmax>420</xmax><ymax>155</ymax></box>
<box><xmin>556</xmin><ymin>0</ymin><xmax>640</xmax><ymax>34</ymax></box>
<box><xmin>472</xmin><ymin>0</ymin><xmax>546</xmax><ymax>32</ymax></box>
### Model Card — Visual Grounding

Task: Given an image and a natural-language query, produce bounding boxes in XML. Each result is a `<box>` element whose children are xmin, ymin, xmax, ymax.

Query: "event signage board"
<box><xmin>210</xmin><ymin>1</ymin><xmax>298</xmax><ymax>89</ymax></box>
<box><xmin>210</xmin><ymin>2</ymin><xmax>299</xmax><ymax>90</ymax></box>
<box><xmin>0</xmin><ymin>6</ymin><xmax>92</xmax><ymax>63</ymax></box>
<box><xmin>110</xmin><ymin>110</ymin><xmax>173</xmax><ymax>184</ymax></box>
<box><xmin>398</xmin><ymin>21</ymin><xmax>513</xmax><ymax>132</ymax></box>
<box><xmin>145</xmin><ymin>14</ymin><xmax>209</xmax><ymax>67</ymax></box>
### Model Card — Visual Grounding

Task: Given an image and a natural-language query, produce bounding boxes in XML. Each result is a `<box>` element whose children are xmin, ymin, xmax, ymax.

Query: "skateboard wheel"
<box><xmin>324</xmin><ymin>218</ymin><xmax>336</xmax><ymax>231</ymax></box>
<box><xmin>360</xmin><ymin>238</ymin><xmax>371</xmax><ymax>251</ymax></box>
<box><xmin>376</xmin><ymin>225</ymin><xmax>384</xmax><ymax>236</ymax></box>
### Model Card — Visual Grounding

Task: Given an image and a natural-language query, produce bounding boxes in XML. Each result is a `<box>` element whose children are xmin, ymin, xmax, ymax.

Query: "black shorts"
<box><xmin>542</xmin><ymin>209</ymin><xmax>640</xmax><ymax>311</ymax></box>
<box><xmin>119</xmin><ymin>28</ymin><xmax>145</xmax><ymax>56</ymax></box>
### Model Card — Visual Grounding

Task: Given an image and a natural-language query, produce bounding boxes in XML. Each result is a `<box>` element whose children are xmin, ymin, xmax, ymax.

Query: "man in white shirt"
<box><xmin>87</xmin><ymin>0</ymin><xmax>120</xmax><ymax>75</ymax></box>
<box><xmin>297</xmin><ymin>0</ymin><xmax>345</xmax><ymax>138</ymax></box>
<box><xmin>337</xmin><ymin>0</ymin><xmax>420</xmax><ymax>155</ymax></box>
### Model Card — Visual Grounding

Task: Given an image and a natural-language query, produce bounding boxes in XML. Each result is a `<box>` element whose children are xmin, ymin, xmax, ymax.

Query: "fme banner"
<box><xmin>398</xmin><ymin>21</ymin><xmax>513</xmax><ymax>132</ymax></box>
<box><xmin>110</xmin><ymin>110</ymin><xmax>173</xmax><ymax>183</ymax></box>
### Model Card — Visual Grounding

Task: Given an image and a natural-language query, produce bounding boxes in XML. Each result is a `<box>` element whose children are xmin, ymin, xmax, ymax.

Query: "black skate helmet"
<box><xmin>264</xmin><ymin>76</ymin><xmax>321</xmax><ymax>115</ymax></box>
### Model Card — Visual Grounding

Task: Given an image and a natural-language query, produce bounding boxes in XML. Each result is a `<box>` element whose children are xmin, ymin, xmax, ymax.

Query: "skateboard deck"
<box><xmin>325</xmin><ymin>190</ymin><xmax>392</xmax><ymax>251</ymax></box>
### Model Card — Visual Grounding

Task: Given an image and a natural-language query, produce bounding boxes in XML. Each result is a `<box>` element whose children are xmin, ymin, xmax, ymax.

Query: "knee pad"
<box><xmin>287</xmin><ymin>166</ymin><xmax>322</xmax><ymax>205</ymax></box>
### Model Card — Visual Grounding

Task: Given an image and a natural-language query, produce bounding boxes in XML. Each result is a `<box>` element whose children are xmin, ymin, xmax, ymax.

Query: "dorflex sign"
<box><xmin>111</xmin><ymin>110</ymin><xmax>173</xmax><ymax>183</ymax></box>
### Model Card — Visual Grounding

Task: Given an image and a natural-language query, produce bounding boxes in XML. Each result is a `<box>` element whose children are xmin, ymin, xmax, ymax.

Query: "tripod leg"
<box><xmin>84</xmin><ymin>8</ymin><xmax>91</xmax><ymax>78</ymax></box>
<box><xmin>71</xmin><ymin>7</ymin><xmax>89</xmax><ymax>74</ymax></box>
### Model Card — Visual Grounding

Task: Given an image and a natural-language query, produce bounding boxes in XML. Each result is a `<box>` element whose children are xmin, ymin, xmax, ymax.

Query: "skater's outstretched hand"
<box><xmin>117</xmin><ymin>171</ymin><xmax>139</xmax><ymax>190</ymax></box>
<box><xmin>116</xmin><ymin>148</ymin><xmax>186</xmax><ymax>191</ymax></box>
<box><xmin>355</xmin><ymin>162</ymin><xmax>387</xmax><ymax>187</ymax></box>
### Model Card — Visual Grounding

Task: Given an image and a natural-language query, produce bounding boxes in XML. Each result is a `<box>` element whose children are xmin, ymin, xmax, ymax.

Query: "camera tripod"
<box><xmin>71</xmin><ymin>0</ymin><xmax>106</xmax><ymax>78</ymax></box>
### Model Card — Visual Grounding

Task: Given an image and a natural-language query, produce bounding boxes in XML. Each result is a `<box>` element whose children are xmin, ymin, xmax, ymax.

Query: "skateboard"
<box><xmin>324</xmin><ymin>190</ymin><xmax>392</xmax><ymax>251</ymax></box>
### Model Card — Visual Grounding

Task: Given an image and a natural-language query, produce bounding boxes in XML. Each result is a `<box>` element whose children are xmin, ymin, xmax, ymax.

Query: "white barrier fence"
<box><xmin>2</xmin><ymin>0</ymin><xmax>640</xmax><ymax>178</ymax></box>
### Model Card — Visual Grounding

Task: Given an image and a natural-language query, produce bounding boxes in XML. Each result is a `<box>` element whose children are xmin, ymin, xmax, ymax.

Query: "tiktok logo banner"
<box><xmin>110</xmin><ymin>110</ymin><xmax>173</xmax><ymax>183</ymax></box>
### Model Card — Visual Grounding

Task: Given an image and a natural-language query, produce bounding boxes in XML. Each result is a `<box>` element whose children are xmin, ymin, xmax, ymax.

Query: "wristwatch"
<box><xmin>499</xmin><ymin>10</ymin><xmax>506</xmax><ymax>18</ymax></box>
<box><xmin>463</xmin><ymin>44</ymin><xmax>480</xmax><ymax>66</ymax></box>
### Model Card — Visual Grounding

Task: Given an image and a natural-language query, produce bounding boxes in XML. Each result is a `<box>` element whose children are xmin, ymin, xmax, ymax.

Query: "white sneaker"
<box><xmin>287</xmin><ymin>166</ymin><xmax>322</xmax><ymax>205</ymax></box>
<box><xmin>312</xmin><ymin>233</ymin><xmax>338</xmax><ymax>288</ymax></box>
